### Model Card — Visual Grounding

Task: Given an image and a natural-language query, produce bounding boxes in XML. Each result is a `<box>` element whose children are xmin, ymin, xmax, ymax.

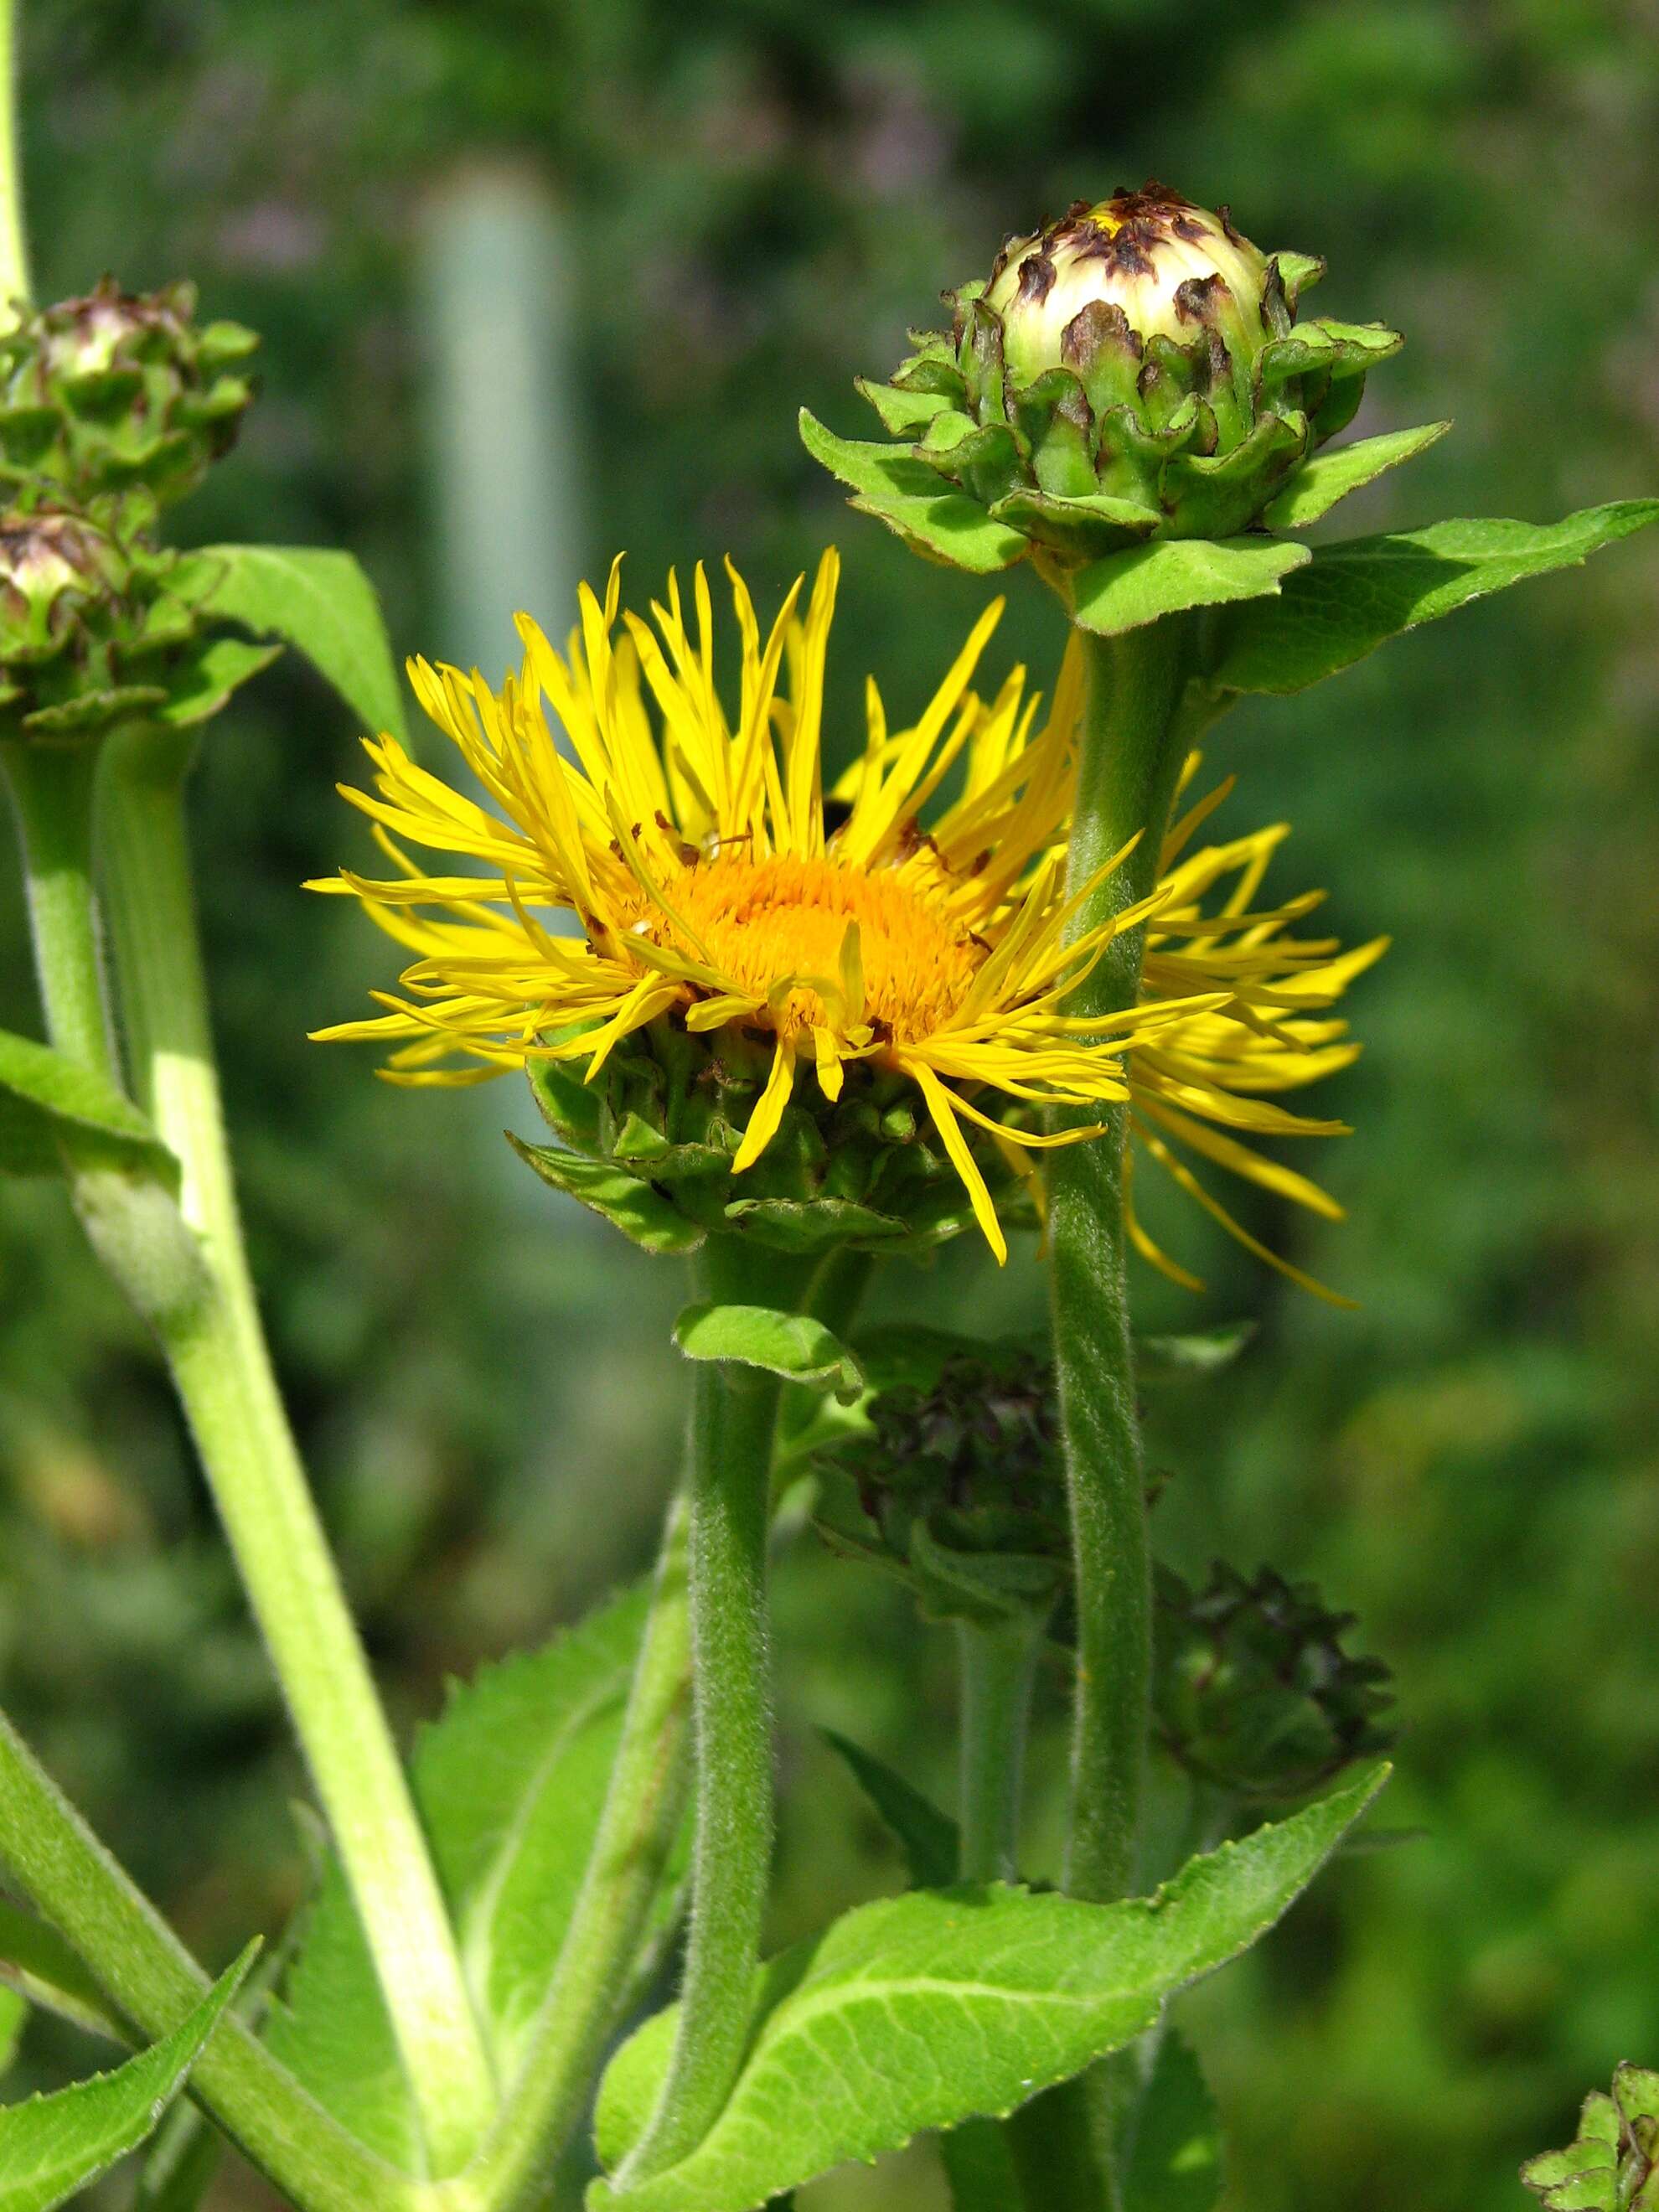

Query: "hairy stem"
<box><xmin>95</xmin><ymin>727</ymin><xmax>496</xmax><ymax>2174</ymax></box>
<box><xmin>614</xmin><ymin>1235</ymin><xmax>808</xmax><ymax>2186</ymax></box>
<box><xmin>1042</xmin><ymin>621</ymin><xmax>1192</xmax><ymax>2209</ymax></box>
<box><xmin>1046</xmin><ymin>621</ymin><xmax>1188</xmax><ymax>1908</ymax></box>
<box><xmin>0</xmin><ymin>1708</ymin><xmax>423</xmax><ymax>2212</ymax></box>
<box><xmin>471</xmin><ymin>1496</ymin><xmax>693</xmax><ymax>2209</ymax></box>
<box><xmin>940</xmin><ymin>1615</ymin><xmax>1045</xmax><ymax>2212</ymax></box>
<box><xmin>956</xmin><ymin>1617</ymin><xmax>1041</xmax><ymax>1886</ymax></box>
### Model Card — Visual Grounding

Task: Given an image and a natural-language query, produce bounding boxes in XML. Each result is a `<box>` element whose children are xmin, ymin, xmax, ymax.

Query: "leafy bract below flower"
<box><xmin>311</xmin><ymin>553</ymin><xmax>1380</xmax><ymax>1284</ymax></box>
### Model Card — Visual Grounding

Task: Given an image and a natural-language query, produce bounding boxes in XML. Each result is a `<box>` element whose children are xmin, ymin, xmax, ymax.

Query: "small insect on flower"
<box><xmin>310</xmin><ymin>550</ymin><xmax>1234</xmax><ymax>1264</ymax></box>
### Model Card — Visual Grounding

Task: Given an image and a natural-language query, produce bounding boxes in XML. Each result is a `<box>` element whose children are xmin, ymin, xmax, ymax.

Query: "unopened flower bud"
<box><xmin>0</xmin><ymin>509</ymin><xmax>117</xmax><ymax>651</ymax></box>
<box><xmin>1522</xmin><ymin>2065</ymin><xmax>1659</xmax><ymax>2212</ymax></box>
<box><xmin>0</xmin><ymin>278</ymin><xmax>256</xmax><ymax>508</ymax></box>
<box><xmin>814</xmin><ymin>1346</ymin><xmax>1070</xmax><ymax>1626</ymax></box>
<box><xmin>0</xmin><ymin>488</ymin><xmax>235</xmax><ymax>743</ymax></box>
<box><xmin>985</xmin><ymin>186</ymin><xmax>1272</xmax><ymax>392</ymax></box>
<box><xmin>1154</xmin><ymin>1562</ymin><xmax>1393</xmax><ymax>1804</ymax></box>
<box><xmin>807</xmin><ymin>179</ymin><xmax>1403</xmax><ymax>565</ymax></box>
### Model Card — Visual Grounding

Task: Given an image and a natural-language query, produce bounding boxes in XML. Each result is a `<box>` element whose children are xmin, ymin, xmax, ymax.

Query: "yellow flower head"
<box><xmin>312</xmin><ymin>550</ymin><xmax>1379</xmax><ymax>1281</ymax></box>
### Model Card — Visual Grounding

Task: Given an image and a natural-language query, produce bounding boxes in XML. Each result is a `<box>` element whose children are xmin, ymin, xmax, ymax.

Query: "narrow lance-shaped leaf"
<box><xmin>0</xmin><ymin>1946</ymin><xmax>253</xmax><ymax>2212</ymax></box>
<box><xmin>1209</xmin><ymin>501</ymin><xmax>1659</xmax><ymax>694</ymax></box>
<box><xmin>590</xmin><ymin>1766</ymin><xmax>1389</xmax><ymax>2212</ymax></box>
<box><xmin>819</xmin><ymin>1731</ymin><xmax>960</xmax><ymax>1890</ymax></box>
<box><xmin>266</xmin><ymin>1582</ymin><xmax>680</xmax><ymax>2165</ymax></box>
<box><xmin>194</xmin><ymin>544</ymin><xmax>408</xmax><ymax>740</ymax></box>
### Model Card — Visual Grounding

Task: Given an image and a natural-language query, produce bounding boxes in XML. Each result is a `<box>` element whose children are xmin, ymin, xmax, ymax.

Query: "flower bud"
<box><xmin>1523</xmin><ymin>2065</ymin><xmax>1659</xmax><ymax>2212</ymax></box>
<box><xmin>0</xmin><ymin>488</ymin><xmax>235</xmax><ymax>743</ymax></box>
<box><xmin>985</xmin><ymin>186</ymin><xmax>1273</xmax><ymax>393</ymax></box>
<box><xmin>809</xmin><ymin>179</ymin><xmax>1403</xmax><ymax>566</ymax></box>
<box><xmin>1153</xmin><ymin>1562</ymin><xmax>1393</xmax><ymax>1804</ymax></box>
<box><xmin>813</xmin><ymin>1344</ymin><xmax>1069</xmax><ymax>1626</ymax></box>
<box><xmin>0</xmin><ymin>278</ymin><xmax>256</xmax><ymax>508</ymax></box>
<box><xmin>0</xmin><ymin>508</ymin><xmax>121</xmax><ymax>658</ymax></box>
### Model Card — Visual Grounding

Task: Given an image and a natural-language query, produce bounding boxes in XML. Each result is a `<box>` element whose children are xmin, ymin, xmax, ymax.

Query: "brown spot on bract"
<box><xmin>1062</xmin><ymin>298</ymin><xmax>1142</xmax><ymax>370</ymax></box>
<box><xmin>1017</xmin><ymin>252</ymin><xmax>1057</xmax><ymax>306</ymax></box>
<box><xmin>1174</xmin><ymin>273</ymin><xmax>1225</xmax><ymax>325</ymax></box>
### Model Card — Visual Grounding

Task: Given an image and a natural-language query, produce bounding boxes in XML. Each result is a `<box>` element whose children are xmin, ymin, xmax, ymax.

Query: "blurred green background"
<box><xmin>3</xmin><ymin>2</ymin><xmax>1657</xmax><ymax>2206</ymax></box>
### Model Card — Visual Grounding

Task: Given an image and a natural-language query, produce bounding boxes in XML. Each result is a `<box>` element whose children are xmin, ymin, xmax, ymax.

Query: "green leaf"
<box><xmin>153</xmin><ymin>635</ymin><xmax>283</xmax><ymax>728</ymax></box>
<box><xmin>819</xmin><ymin>1730</ymin><xmax>959</xmax><ymax>1888</ymax></box>
<box><xmin>0</xmin><ymin>1990</ymin><xmax>23</xmax><ymax>2081</ymax></box>
<box><xmin>1263</xmin><ymin>422</ymin><xmax>1450</xmax><ymax>529</ymax></box>
<box><xmin>0</xmin><ymin>1946</ymin><xmax>252</xmax><ymax>2212</ymax></box>
<box><xmin>1123</xmin><ymin>2033</ymin><xmax>1222</xmax><ymax>2212</ymax></box>
<box><xmin>267</xmin><ymin>1583</ymin><xmax>675</xmax><ymax>2163</ymax></box>
<box><xmin>195</xmin><ymin>545</ymin><xmax>408</xmax><ymax>741</ymax></box>
<box><xmin>591</xmin><ymin>1766</ymin><xmax>1388</xmax><ymax>2210</ymax></box>
<box><xmin>0</xmin><ymin>1902</ymin><xmax>128</xmax><ymax>2047</ymax></box>
<box><xmin>1522</xmin><ymin>2066</ymin><xmax>1659</xmax><ymax>2212</ymax></box>
<box><xmin>0</xmin><ymin>1029</ymin><xmax>178</xmax><ymax>1185</ymax></box>
<box><xmin>674</xmin><ymin>1301</ymin><xmax>865</xmax><ymax>1403</ymax></box>
<box><xmin>1209</xmin><ymin>502</ymin><xmax>1659</xmax><ymax>695</ymax></box>
<box><xmin>1273</xmin><ymin>251</ymin><xmax>1326</xmax><ymax>304</ymax></box>
<box><xmin>1071</xmin><ymin>537</ymin><xmax>1311</xmax><ymax>639</ymax></box>
<box><xmin>855</xmin><ymin>380</ymin><xmax>958</xmax><ymax>437</ymax></box>
<box><xmin>798</xmin><ymin>410</ymin><xmax>1027</xmax><ymax>576</ymax></box>
<box><xmin>508</xmin><ymin>1136</ymin><xmax>705</xmax><ymax>1254</ymax></box>
<box><xmin>1134</xmin><ymin>1323</ymin><xmax>1256</xmax><ymax>1385</ymax></box>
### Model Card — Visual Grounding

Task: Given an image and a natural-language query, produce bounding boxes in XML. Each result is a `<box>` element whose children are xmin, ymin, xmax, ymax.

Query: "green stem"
<box><xmin>0</xmin><ymin>0</ymin><xmax>30</xmax><ymax>318</ymax></box>
<box><xmin>941</xmin><ymin>1615</ymin><xmax>1045</xmax><ymax>2212</ymax></box>
<box><xmin>615</xmin><ymin>1235</ymin><xmax>807</xmax><ymax>2186</ymax></box>
<box><xmin>1041</xmin><ymin>623</ymin><xmax>1192</xmax><ymax>2210</ymax></box>
<box><xmin>1046</xmin><ymin>621</ymin><xmax>1189</xmax><ymax>1909</ymax></box>
<box><xmin>0</xmin><ymin>1708</ymin><xmax>422</xmax><ymax>2212</ymax></box>
<box><xmin>2</xmin><ymin>742</ymin><xmax>116</xmax><ymax>1078</ymax></box>
<box><xmin>96</xmin><ymin>728</ymin><xmax>496</xmax><ymax>2175</ymax></box>
<box><xmin>469</xmin><ymin>1496</ymin><xmax>693</xmax><ymax>2209</ymax></box>
<box><xmin>956</xmin><ymin>1618</ymin><xmax>1041</xmax><ymax>1885</ymax></box>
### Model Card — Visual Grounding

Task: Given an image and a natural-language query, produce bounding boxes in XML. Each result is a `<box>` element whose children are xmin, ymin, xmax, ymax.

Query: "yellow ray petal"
<box><xmin>903</xmin><ymin>1057</ymin><xmax>1007</xmax><ymax>1265</ymax></box>
<box><xmin>731</xmin><ymin>1031</ymin><xmax>798</xmax><ymax>1174</ymax></box>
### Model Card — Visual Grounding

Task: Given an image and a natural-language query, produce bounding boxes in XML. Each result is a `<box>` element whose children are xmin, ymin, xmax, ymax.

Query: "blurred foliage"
<box><xmin>3</xmin><ymin>3</ymin><xmax>1657</xmax><ymax>2209</ymax></box>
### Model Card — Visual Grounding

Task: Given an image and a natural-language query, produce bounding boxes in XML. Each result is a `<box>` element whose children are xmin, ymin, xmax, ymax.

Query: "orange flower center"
<box><xmin>636</xmin><ymin>851</ymin><xmax>983</xmax><ymax>1041</ymax></box>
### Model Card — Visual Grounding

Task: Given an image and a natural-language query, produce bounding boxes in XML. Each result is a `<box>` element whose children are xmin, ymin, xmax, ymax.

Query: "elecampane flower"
<box><xmin>312</xmin><ymin>551</ymin><xmax>1379</xmax><ymax>1281</ymax></box>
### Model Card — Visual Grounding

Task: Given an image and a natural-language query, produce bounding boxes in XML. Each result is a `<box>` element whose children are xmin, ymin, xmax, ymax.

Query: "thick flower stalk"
<box><xmin>315</xmin><ymin>561</ymin><xmax>1378</xmax><ymax>1279</ymax></box>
